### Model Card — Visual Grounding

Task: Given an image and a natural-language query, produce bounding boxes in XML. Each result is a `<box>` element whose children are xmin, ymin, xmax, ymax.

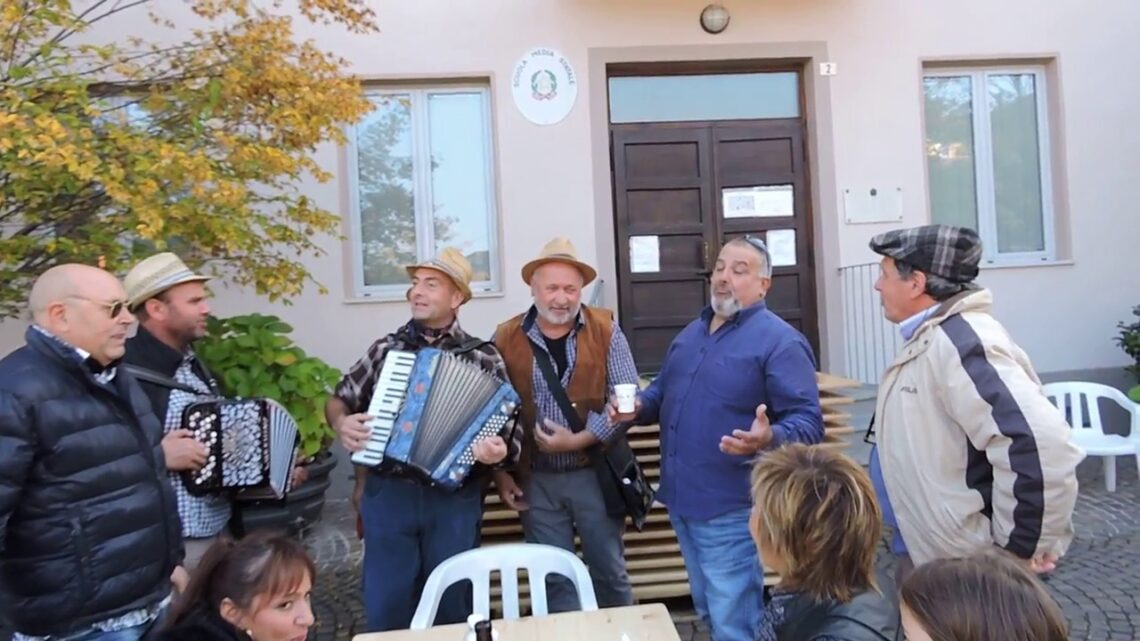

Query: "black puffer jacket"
<box><xmin>0</xmin><ymin>328</ymin><xmax>183</xmax><ymax>636</ymax></box>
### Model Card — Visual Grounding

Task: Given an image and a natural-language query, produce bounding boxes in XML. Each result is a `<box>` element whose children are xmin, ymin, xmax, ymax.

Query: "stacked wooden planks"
<box><xmin>478</xmin><ymin>372</ymin><xmax>862</xmax><ymax>606</ymax></box>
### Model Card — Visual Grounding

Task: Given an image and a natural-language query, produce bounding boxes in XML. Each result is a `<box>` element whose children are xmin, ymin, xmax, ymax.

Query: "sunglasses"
<box><xmin>738</xmin><ymin>234</ymin><xmax>775</xmax><ymax>260</ymax></box>
<box><xmin>68</xmin><ymin>296</ymin><xmax>129</xmax><ymax>319</ymax></box>
<box><xmin>742</xmin><ymin>234</ymin><xmax>769</xmax><ymax>253</ymax></box>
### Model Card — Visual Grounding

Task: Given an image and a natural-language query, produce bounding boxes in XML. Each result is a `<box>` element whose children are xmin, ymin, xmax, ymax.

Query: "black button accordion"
<box><xmin>181</xmin><ymin>397</ymin><xmax>300</xmax><ymax>500</ymax></box>
<box><xmin>350</xmin><ymin>347</ymin><xmax>519</xmax><ymax>489</ymax></box>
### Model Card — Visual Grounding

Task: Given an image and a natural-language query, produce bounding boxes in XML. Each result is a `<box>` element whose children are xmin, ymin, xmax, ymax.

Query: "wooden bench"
<box><xmin>478</xmin><ymin>372</ymin><xmax>861</xmax><ymax>607</ymax></box>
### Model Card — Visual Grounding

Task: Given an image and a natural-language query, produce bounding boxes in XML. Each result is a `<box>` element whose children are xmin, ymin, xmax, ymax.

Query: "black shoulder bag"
<box><xmin>527</xmin><ymin>339</ymin><xmax>654</xmax><ymax>531</ymax></box>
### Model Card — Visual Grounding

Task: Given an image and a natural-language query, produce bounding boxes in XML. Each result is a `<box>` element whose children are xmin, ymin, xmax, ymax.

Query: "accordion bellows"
<box><xmin>181</xmin><ymin>397</ymin><xmax>299</xmax><ymax>500</ymax></box>
<box><xmin>351</xmin><ymin>348</ymin><xmax>519</xmax><ymax>489</ymax></box>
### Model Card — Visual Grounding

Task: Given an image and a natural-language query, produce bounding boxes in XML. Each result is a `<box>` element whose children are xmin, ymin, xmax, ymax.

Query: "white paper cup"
<box><xmin>614</xmin><ymin>383</ymin><xmax>638</xmax><ymax>413</ymax></box>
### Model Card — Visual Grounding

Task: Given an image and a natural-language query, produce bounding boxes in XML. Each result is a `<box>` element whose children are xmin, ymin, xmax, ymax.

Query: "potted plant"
<box><xmin>195</xmin><ymin>313</ymin><xmax>344</xmax><ymax>536</ymax></box>
<box><xmin>1115</xmin><ymin>305</ymin><xmax>1140</xmax><ymax>402</ymax></box>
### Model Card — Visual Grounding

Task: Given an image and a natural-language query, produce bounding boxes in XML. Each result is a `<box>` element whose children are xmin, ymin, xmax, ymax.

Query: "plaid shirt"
<box><xmin>31</xmin><ymin>326</ymin><xmax>117</xmax><ymax>385</ymax></box>
<box><xmin>510</xmin><ymin>307</ymin><xmax>640</xmax><ymax>473</ymax></box>
<box><xmin>164</xmin><ymin>355</ymin><xmax>231</xmax><ymax>538</ymax></box>
<box><xmin>334</xmin><ymin>318</ymin><xmax>522</xmax><ymax>474</ymax></box>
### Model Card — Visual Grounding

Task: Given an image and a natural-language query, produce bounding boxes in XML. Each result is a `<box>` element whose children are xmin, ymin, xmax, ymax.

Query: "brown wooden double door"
<box><xmin>611</xmin><ymin>119</ymin><xmax>818</xmax><ymax>373</ymax></box>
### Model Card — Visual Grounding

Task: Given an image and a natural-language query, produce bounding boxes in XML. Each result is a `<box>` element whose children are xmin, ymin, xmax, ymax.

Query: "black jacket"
<box><xmin>123</xmin><ymin>325</ymin><xmax>219</xmax><ymax>426</ymax></box>
<box><xmin>0</xmin><ymin>328</ymin><xmax>183</xmax><ymax>636</ymax></box>
<box><xmin>777</xmin><ymin>589</ymin><xmax>899</xmax><ymax>641</ymax></box>
<box><xmin>156</xmin><ymin>606</ymin><xmax>249</xmax><ymax>641</ymax></box>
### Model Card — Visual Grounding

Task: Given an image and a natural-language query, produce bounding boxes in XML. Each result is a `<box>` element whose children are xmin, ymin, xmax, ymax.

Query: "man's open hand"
<box><xmin>719</xmin><ymin>404</ymin><xmax>773</xmax><ymax>456</ymax></box>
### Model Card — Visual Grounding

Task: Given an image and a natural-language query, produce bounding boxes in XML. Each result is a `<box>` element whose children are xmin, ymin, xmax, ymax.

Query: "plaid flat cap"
<box><xmin>869</xmin><ymin>224</ymin><xmax>983</xmax><ymax>283</ymax></box>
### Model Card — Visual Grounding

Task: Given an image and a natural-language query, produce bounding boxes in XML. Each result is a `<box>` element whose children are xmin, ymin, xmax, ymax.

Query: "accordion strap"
<box><xmin>451</xmin><ymin>336</ymin><xmax>493</xmax><ymax>356</ymax></box>
<box><xmin>123</xmin><ymin>364</ymin><xmax>204</xmax><ymax>396</ymax></box>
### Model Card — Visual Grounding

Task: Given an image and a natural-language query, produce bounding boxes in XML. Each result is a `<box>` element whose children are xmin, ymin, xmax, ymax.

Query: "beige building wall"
<box><xmin>2</xmin><ymin>0</ymin><xmax>1137</xmax><ymax>378</ymax></box>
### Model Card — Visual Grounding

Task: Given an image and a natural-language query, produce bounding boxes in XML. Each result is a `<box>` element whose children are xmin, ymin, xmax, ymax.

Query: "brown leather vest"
<box><xmin>494</xmin><ymin>306</ymin><xmax>613</xmax><ymax>477</ymax></box>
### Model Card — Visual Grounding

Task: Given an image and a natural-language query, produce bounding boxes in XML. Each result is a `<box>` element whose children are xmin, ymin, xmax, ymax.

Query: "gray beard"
<box><xmin>537</xmin><ymin>303</ymin><xmax>580</xmax><ymax>326</ymax></box>
<box><xmin>711</xmin><ymin>295</ymin><xmax>741</xmax><ymax>318</ymax></box>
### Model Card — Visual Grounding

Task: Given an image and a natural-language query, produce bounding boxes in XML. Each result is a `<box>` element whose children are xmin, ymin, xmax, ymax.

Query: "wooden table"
<box><xmin>351</xmin><ymin>603</ymin><xmax>681</xmax><ymax>641</ymax></box>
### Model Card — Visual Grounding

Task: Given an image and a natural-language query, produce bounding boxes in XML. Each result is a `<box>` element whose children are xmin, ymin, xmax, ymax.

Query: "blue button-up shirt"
<box><xmin>638</xmin><ymin>301</ymin><xmax>824</xmax><ymax>520</ymax></box>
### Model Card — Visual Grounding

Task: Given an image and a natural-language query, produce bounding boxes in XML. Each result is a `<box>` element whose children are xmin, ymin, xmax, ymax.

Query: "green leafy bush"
<box><xmin>1115</xmin><ymin>305</ymin><xmax>1140</xmax><ymax>383</ymax></box>
<box><xmin>196</xmin><ymin>313</ymin><xmax>341</xmax><ymax>457</ymax></box>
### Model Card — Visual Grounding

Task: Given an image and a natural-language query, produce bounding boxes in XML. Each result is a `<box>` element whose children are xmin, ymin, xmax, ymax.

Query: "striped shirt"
<box><xmin>512</xmin><ymin>307</ymin><xmax>640</xmax><ymax>472</ymax></box>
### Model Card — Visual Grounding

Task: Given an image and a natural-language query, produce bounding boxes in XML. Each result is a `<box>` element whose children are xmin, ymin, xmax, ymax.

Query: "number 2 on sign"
<box><xmin>820</xmin><ymin>62</ymin><xmax>837</xmax><ymax>76</ymax></box>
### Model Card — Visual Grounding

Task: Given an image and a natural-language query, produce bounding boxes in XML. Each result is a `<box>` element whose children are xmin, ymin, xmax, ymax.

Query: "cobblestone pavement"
<box><xmin>0</xmin><ymin>461</ymin><xmax>1132</xmax><ymax>641</ymax></box>
<box><xmin>299</xmin><ymin>460</ymin><xmax>1140</xmax><ymax>641</ymax></box>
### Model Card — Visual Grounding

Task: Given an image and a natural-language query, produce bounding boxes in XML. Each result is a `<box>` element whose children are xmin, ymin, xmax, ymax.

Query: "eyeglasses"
<box><xmin>68</xmin><ymin>296</ymin><xmax>129</xmax><ymax>319</ymax></box>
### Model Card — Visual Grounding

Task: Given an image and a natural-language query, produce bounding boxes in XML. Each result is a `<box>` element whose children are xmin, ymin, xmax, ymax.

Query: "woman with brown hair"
<box><xmin>899</xmin><ymin>548</ymin><xmax>1068</xmax><ymax>641</ymax></box>
<box><xmin>750</xmin><ymin>443</ymin><xmax>896</xmax><ymax>641</ymax></box>
<box><xmin>157</xmin><ymin>531</ymin><xmax>316</xmax><ymax>641</ymax></box>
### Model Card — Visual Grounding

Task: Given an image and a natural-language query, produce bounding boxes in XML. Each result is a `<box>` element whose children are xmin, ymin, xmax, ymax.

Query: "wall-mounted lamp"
<box><xmin>700</xmin><ymin>4</ymin><xmax>730</xmax><ymax>34</ymax></box>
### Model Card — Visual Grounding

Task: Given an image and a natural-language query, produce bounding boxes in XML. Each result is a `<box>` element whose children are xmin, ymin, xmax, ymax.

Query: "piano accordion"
<box><xmin>350</xmin><ymin>348</ymin><xmax>519</xmax><ymax>490</ymax></box>
<box><xmin>181</xmin><ymin>397</ymin><xmax>299</xmax><ymax>500</ymax></box>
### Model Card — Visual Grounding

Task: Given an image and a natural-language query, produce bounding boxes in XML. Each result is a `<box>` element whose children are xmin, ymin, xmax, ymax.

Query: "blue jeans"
<box><xmin>670</xmin><ymin>508</ymin><xmax>765</xmax><ymax>641</ymax></box>
<box><xmin>360</xmin><ymin>474</ymin><xmax>485</xmax><ymax>632</ymax></box>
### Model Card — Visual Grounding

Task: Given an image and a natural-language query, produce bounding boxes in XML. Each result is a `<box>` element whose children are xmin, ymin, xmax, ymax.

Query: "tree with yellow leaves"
<box><xmin>0</xmin><ymin>0</ymin><xmax>378</xmax><ymax>318</ymax></box>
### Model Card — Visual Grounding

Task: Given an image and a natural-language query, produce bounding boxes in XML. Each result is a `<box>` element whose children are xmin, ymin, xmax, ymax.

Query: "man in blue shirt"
<box><xmin>612</xmin><ymin>236</ymin><xmax>823</xmax><ymax>641</ymax></box>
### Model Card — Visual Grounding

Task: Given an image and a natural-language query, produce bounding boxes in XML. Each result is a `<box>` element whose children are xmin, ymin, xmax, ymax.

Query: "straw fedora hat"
<box><xmin>124</xmin><ymin>253</ymin><xmax>211</xmax><ymax>311</ymax></box>
<box><xmin>521</xmin><ymin>237</ymin><xmax>597</xmax><ymax>286</ymax></box>
<box><xmin>405</xmin><ymin>247</ymin><xmax>474</xmax><ymax>302</ymax></box>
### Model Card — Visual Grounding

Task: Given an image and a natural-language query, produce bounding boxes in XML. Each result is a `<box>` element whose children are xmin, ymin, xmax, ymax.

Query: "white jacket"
<box><xmin>875</xmin><ymin>288</ymin><xmax>1084</xmax><ymax>566</ymax></box>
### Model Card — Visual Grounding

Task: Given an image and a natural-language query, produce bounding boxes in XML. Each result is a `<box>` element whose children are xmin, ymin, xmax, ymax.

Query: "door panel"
<box><xmin>612</xmin><ymin>117</ymin><xmax>818</xmax><ymax>374</ymax></box>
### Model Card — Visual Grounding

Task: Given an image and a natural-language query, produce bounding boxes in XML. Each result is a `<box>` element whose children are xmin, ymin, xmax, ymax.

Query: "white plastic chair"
<box><xmin>1042</xmin><ymin>381</ymin><xmax>1140</xmax><ymax>492</ymax></box>
<box><xmin>409</xmin><ymin>543</ymin><xmax>599</xmax><ymax>629</ymax></box>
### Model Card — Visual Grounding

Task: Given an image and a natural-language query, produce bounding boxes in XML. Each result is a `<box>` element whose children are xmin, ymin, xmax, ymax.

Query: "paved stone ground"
<box><xmin>297</xmin><ymin>459</ymin><xmax>1140</xmax><ymax>641</ymax></box>
<box><xmin>0</xmin><ymin>458</ymin><xmax>1132</xmax><ymax>641</ymax></box>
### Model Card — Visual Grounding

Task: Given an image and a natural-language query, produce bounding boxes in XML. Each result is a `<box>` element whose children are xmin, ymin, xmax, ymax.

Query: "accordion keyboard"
<box><xmin>351</xmin><ymin>350</ymin><xmax>416</xmax><ymax>467</ymax></box>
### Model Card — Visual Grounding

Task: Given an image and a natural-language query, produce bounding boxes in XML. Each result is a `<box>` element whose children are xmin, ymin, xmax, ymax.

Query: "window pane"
<box><xmin>924</xmin><ymin>76</ymin><xmax>980</xmax><ymax>230</ymax></box>
<box><xmin>609</xmin><ymin>73</ymin><xmax>799</xmax><ymax>123</ymax></box>
<box><xmin>988</xmin><ymin>74</ymin><xmax>1045</xmax><ymax>253</ymax></box>
<box><xmin>428</xmin><ymin>92</ymin><xmax>495</xmax><ymax>283</ymax></box>
<box><xmin>356</xmin><ymin>95</ymin><xmax>416</xmax><ymax>287</ymax></box>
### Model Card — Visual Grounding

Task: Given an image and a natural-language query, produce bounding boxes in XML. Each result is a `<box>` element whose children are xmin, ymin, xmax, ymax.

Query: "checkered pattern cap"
<box><xmin>869</xmin><ymin>224</ymin><xmax>983</xmax><ymax>283</ymax></box>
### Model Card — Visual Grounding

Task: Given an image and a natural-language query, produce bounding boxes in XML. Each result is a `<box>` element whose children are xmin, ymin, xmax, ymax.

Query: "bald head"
<box><xmin>29</xmin><ymin>264</ymin><xmax>120</xmax><ymax>323</ymax></box>
<box><xmin>29</xmin><ymin>264</ymin><xmax>134</xmax><ymax>364</ymax></box>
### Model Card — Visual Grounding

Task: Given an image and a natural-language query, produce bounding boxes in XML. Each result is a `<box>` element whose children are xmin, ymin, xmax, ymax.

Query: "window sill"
<box><xmin>342</xmin><ymin>290</ymin><xmax>506</xmax><ymax>305</ymax></box>
<box><xmin>979</xmin><ymin>259</ymin><xmax>1074</xmax><ymax>271</ymax></box>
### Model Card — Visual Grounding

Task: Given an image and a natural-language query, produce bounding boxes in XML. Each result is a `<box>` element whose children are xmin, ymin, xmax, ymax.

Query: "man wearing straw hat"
<box><xmin>330</xmin><ymin>247</ymin><xmax>521</xmax><ymax>632</ymax></box>
<box><xmin>122</xmin><ymin>253</ymin><xmax>225</xmax><ymax>570</ymax></box>
<box><xmin>492</xmin><ymin>237</ymin><xmax>640</xmax><ymax>613</ymax></box>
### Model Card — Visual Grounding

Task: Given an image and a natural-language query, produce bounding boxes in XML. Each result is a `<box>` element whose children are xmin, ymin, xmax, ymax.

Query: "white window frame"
<box><xmin>923</xmin><ymin>66</ymin><xmax>1056</xmax><ymax>264</ymax></box>
<box><xmin>346</xmin><ymin>83</ymin><xmax>501</xmax><ymax>299</ymax></box>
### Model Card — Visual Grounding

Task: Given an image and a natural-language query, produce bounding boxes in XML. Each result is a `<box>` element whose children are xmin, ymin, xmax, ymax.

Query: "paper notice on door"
<box><xmin>766</xmin><ymin>229</ymin><xmax>797</xmax><ymax>267</ymax></box>
<box><xmin>629</xmin><ymin>235</ymin><xmax>660</xmax><ymax>273</ymax></box>
<box><xmin>723</xmin><ymin>185</ymin><xmax>794</xmax><ymax>219</ymax></box>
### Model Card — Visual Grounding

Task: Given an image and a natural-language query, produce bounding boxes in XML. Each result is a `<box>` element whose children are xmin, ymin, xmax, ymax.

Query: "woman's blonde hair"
<box><xmin>750</xmin><ymin>443</ymin><xmax>881</xmax><ymax>602</ymax></box>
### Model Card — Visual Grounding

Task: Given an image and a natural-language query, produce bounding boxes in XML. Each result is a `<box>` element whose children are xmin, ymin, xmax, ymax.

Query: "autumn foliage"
<box><xmin>0</xmin><ymin>0</ymin><xmax>378</xmax><ymax>318</ymax></box>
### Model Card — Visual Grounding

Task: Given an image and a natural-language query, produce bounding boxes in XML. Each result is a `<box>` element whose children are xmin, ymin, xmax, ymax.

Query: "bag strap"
<box><xmin>123</xmin><ymin>364</ymin><xmax>205</xmax><ymax>396</ymax></box>
<box><xmin>527</xmin><ymin>338</ymin><xmax>586</xmax><ymax>434</ymax></box>
<box><xmin>452</xmin><ymin>336</ymin><xmax>493</xmax><ymax>356</ymax></box>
